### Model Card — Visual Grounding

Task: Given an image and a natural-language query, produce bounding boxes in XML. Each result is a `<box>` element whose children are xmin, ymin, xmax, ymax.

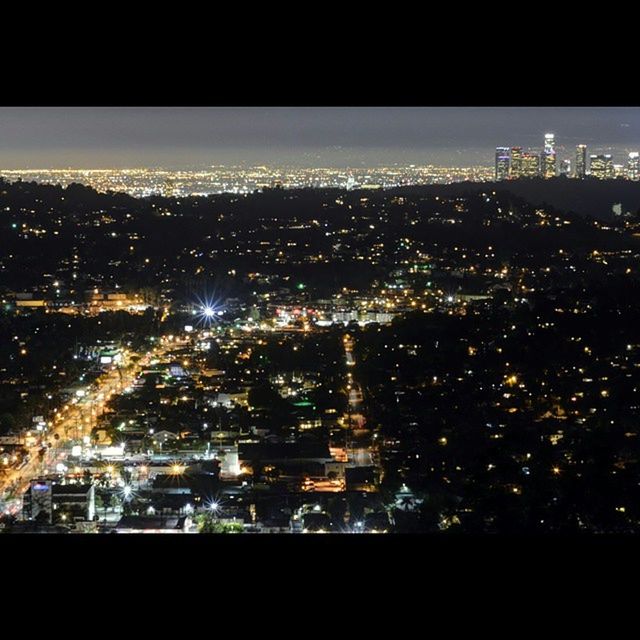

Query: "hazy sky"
<box><xmin>0</xmin><ymin>107</ymin><xmax>639</xmax><ymax>168</ymax></box>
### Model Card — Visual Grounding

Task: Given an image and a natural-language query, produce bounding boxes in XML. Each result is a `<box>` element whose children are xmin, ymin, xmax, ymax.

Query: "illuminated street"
<box><xmin>0</xmin><ymin>342</ymin><xmax>171</xmax><ymax>508</ymax></box>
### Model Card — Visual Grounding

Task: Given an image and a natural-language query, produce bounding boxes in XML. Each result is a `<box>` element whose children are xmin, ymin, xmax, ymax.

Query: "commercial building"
<box><xmin>521</xmin><ymin>152</ymin><xmax>541</xmax><ymax>178</ymax></box>
<box><xmin>114</xmin><ymin>515</ymin><xmax>192</xmax><ymax>533</ymax></box>
<box><xmin>508</xmin><ymin>147</ymin><xmax>540</xmax><ymax>178</ymax></box>
<box><xmin>345</xmin><ymin>466</ymin><xmax>380</xmax><ymax>492</ymax></box>
<box><xmin>509</xmin><ymin>147</ymin><xmax>523</xmax><ymax>178</ymax></box>
<box><xmin>86</xmin><ymin>291</ymin><xmax>148</xmax><ymax>313</ymax></box>
<box><xmin>590</xmin><ymin>154</ymin><xmax>614</xmax><ymax>179</ymax></box>
<box><xmin>542</xmin><ymin>133</ymin><xmax>556</xmax><ymax>178</ymax></box>
<box><xmin>98</xmin><ymin>345</ymin><xmax>123</xmax><ymax>366</ymax></box>
<box><xmin>627</xmin><ymin>152</ymin><xmax>639</xmax><ymax>181</ymax></box>
<box><xmin>495</xmin><ymin>147</ymin><xmax>510</xmax><ymax>181</ymax></box>
<box><xmin>575</xmin><ymin>144</ymin><xmax>587</xmax><ymax>179</ymax></box>
<box><xmin>22</xmin><ymin>480</ymin><xmax>95</xmax><ymax>525</ymax></box>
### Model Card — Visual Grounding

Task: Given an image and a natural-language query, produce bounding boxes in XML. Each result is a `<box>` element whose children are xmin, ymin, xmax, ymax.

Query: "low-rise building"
<box><xmin>23</xmin><ymin>480</ymin><xmax>95</xmax><ymax>524</ymax></box>
<box><xmin>113</xmin><ymin>515</ymin><xmax>192</xmax><ymax>533</ymax></box>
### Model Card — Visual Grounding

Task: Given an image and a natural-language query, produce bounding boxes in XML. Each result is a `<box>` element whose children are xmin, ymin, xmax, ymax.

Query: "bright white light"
<box><xmin>123</xmin><ymin>485</ymin><xmax>132</xmax><ymax>498</ymax></box>
<box><xmin>195</xmin><ymin>294</ymin><xmax>225</xmax><ymax>327</ymax></box>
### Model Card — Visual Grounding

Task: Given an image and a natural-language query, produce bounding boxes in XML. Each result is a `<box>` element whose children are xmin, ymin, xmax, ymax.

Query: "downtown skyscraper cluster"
<box><xmin>495</xmin><ymin>135</ymin><xmax>640</xmax><ymax>181</ymax></box>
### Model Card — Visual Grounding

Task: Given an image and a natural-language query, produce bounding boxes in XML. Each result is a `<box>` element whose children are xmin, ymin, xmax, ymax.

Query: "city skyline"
<box><xmin>495</xmin><ymin>134</ymin><xmax>640</xmax><ymax>181</ymax></box>
<box><xmin>1</xmin><ymin>107</ymin><xmax>640</xmax><ymax>169</ymax></box>
<box><xmin>2</xmin><ymin>130</ymin><xmax>639</xmax><ymax>199</ymax></box>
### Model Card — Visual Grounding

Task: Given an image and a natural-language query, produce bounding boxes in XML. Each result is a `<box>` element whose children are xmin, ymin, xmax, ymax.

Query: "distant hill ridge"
<box><xmin>388</xmin><ymin>177</ymin><xmax>640</xmax><ymax>221</ymax></box>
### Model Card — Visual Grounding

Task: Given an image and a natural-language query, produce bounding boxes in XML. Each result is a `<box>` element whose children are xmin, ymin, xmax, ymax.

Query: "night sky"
<box><xmin>0</xmin><ymin>107</ymin><xmax>639</xmax><ymax>169</ymax></box>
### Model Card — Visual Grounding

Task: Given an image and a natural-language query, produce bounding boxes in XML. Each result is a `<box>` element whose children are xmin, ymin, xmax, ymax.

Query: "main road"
<box><xmin>0</xmin><ymin>341</ymin><xmax>172</xmax><ymax>510</ymax></box>
<box><xmin>342</xmin><ymin>333</ymin><xmax>377</xmax><ymax>468</ymax></box>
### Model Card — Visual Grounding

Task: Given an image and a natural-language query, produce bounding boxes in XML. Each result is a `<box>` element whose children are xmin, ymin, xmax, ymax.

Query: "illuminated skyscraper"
<box><xmin>590</xmin><ymin>154</ymin><xmax>614</xmax><ymax>179</ymax></box>
<box><xmin>560</xmin><ymin>159</ymin><xmax>571</xmax><ymax>177</ymax></box>
<box><xmin>521</xmin><ymin>152</ymin><xmax>541</xmax><ymax>178</ymax></box>
<box><xmin>509</xmin><ymin>147</ymin><xmax>523</xmax><ymax>178</ymax></box>
<box><xmin>575</xmin><ymin>144</ymin><xmax>587</xmax><ymax>179</ymax></box>
<box><xmin>627</xmin><ymin>152</ymin><xmax>639</xmax><ymax>181</ymax></box>
<box><xmin>542</xmin><ymin>133</ymin><xmax>556</xmax><ymax>178</ymax></box>
<box><xmin>495</xmin><ymin>147</ymin><xmax>510</xmax><ymax>181</ymax></box>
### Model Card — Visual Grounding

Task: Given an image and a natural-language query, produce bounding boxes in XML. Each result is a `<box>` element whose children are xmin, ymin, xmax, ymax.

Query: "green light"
<box><xmin>297</xmin><ymin>283</ymin><xmax>305</xmax><ymax>290</ymax></box>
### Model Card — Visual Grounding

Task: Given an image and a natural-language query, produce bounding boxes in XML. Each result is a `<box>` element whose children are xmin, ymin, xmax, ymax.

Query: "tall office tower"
<box><xmin>613</xmin><ymin>164</ymin><xmax>625</xmax><ymax>179</ymax></box>
<box><xmin>560</xmin><ymin>159</ymin><xmax>571</xmax><ymax>177</ymax></box>
<box><xmin>521</xmin><ymin>152</ymin><xmax>541</xmax><ymax>177</ymax></box>
<box><xmin>590</xmin><ymin>154</ymin><xmax>614</xmax><ymax>179</ymax></box>
<box><xmin>542</xmin><ymin>133</ymin><xmax>557</xmax><ymax>178</ymax></box>
<box><xmin>495</xmin><ymin>147</ymin><xmax>510</xmax><ymax>180</ymax></box>
<box><xmin>627</xmin><ymin>152</ymin><xmax>640</xmax><ymax>181</ymax></box>
<box><xmin>510</xmin><ymin>147</ymin><xmax>523</xmax><ymax>178</ymax></box>
<box><xmin>576</xmin><ymin>144</ymin><xmax>587</xmax><ymax>178</ymax></box>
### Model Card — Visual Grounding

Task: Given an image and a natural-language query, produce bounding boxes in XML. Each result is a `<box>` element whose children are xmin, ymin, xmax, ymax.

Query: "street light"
<box><xmin>203</xmin><ymin>499</ymin><xmax>221</xmax><ymax>531</ymax></box>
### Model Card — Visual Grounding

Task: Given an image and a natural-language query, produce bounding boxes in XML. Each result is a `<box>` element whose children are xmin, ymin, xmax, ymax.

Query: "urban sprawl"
<box><xmin>2</xmin><ymin>138</ymin><xmax>640</xmax><ymax>534</ymax></box>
